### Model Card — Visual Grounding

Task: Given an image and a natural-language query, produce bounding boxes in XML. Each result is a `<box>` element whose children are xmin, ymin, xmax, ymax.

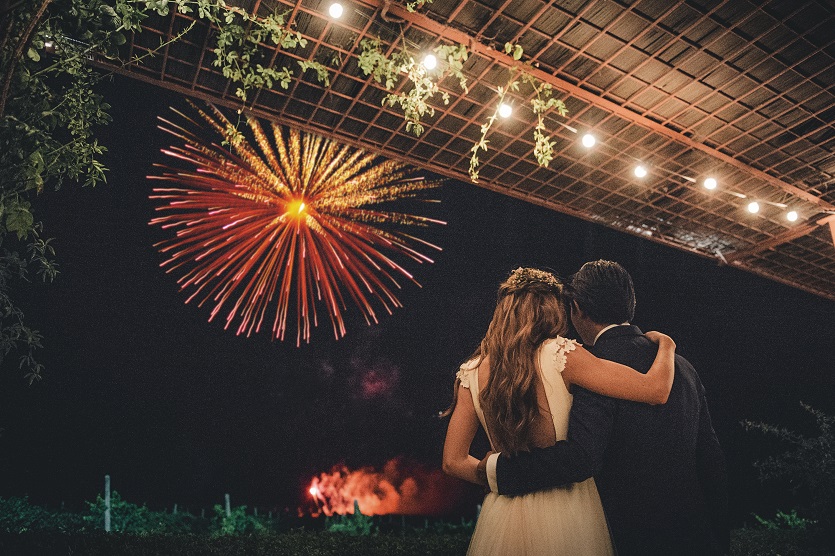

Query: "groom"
<box><xmin>478</xmin><ymin>260</ymin><xmax>729</xmax><ymax>555</ymax></box>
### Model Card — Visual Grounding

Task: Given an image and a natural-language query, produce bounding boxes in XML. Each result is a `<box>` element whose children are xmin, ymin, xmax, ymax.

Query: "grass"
<box><xmin>0</xmin><ymin>528</ymin><xmax>833</xmax><ymax>556</ymax></box>
<box><xmin>0</xmin><ymin>530</ymin><xmax>471</xmax><ymax>556</ymax></box>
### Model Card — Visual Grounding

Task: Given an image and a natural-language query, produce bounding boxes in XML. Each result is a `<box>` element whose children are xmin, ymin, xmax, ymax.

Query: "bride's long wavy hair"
<box><xmin>442</xmin><ymin>268</ymin><xmax>568</xmax><ymax>454</ymax></box>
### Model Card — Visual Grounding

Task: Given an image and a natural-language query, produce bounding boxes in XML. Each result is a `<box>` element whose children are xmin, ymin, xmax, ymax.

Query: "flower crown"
<box><xmin>506</xmin><ymin>267</ymin><xmax>562</xmax><ymax>290</ymax></box>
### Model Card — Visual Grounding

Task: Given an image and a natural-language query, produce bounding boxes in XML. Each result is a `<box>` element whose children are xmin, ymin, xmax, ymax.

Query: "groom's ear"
<box><xmin>571</xmin><ymin>300</ymin><xmax>586</xmax><ymax>320</ymax></box>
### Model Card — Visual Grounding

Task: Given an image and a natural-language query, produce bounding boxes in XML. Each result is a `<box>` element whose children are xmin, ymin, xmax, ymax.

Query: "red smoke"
<box><xmin>306</xmin><ymin>457</ymin><xmax>466</xmax><ymax>516</ymax></box>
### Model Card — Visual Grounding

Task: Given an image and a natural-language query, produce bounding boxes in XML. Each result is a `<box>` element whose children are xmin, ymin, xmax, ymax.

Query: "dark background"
<box><xmin>1</xmin><ymin>76</ymin><xmax>833</xmax><ymax>522</ymax></box>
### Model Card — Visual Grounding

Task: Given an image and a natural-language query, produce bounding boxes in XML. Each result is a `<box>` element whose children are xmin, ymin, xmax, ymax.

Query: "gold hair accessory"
<box><xmin>506</xmin><ymin>267</ymin><xmax>562</xmax><ymax>290</ymax></box>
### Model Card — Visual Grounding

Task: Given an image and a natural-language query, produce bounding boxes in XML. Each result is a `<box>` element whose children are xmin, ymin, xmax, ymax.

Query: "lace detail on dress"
<box><xmin>553</xmin><ymin>336</ymin><xmax>578</xmax><ymax>374</ymax></box>
<box><xmin>456</xmin><ymin>368</ymin><xmax>471</xmax><ymax>389</ymax></box>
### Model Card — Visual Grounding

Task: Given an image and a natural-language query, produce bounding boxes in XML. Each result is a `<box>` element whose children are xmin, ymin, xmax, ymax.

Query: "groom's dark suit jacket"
<box><xmin>494</xmin><ymin>325</ymin><xmax>729</xmax><ymax>555</ymax></box>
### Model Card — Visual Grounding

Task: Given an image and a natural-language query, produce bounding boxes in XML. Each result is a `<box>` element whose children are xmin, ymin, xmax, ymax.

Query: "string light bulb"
<box><xmin>747</xmin><ymin>201</ymin><xmax>760</xmax><ymax>214</ymax></box>
<box><xmin>328</xmin><ymin>2</ymin><xmax>343</xmax><ymax>18</ymax></box>
<box><xmin>498</xmin><ymin>103</ymin><xmax>512</xmax><ymax>118</ymax></box>
<box><xmin>422</xmin><ymin>54</ymin><xmax>437</xmax><ymax>70</ymax></box>
<box><xmin>704</xmin><ymin>177</ymin><xmax>717</xmax><ymax>190</ymax></box>
<box><xmin>581</xmin><ymin>134</ymin><xmax>596</xmax><ymax>148</ymax></box>
<box><xmin>786</xmin><ymin>210</ymin><xmax>798</xmax><ymax>222</ymax></box>
<box><xmin>634</xmin><ymin>165</ymin><xmax>647</xmax><ymax>178</ymax></box>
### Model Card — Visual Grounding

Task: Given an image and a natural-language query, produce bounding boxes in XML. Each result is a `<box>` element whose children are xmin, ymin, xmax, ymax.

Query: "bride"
<box><xmin>442</xmin><ymin>267</ymin><xmax>675</xmax><ymax>555</ymax></box>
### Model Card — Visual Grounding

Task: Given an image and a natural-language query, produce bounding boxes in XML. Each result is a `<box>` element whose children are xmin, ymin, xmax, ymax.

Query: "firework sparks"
<box><xmin>148</xmin><ymin>104</ymin><xmax>444</xmax><ymax>344</ymax></box>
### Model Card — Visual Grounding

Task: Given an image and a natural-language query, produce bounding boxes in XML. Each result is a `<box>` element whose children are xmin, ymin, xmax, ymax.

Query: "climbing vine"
<box><xmin>358</xmin><ymin>36</ymin><xmax>468</xmax><ymax>137</ymax></box>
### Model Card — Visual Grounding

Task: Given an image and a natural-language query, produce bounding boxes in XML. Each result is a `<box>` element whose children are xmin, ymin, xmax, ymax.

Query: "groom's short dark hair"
<box><xmin>568</xmin><ymin>260</ymin><xmax>636</xmax><ymax>325</ymax></box>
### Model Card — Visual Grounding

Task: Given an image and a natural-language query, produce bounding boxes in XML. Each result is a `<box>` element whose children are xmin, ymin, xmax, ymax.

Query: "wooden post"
<box><xmin>104</xmin><ymin>475</ymin><xmax>111</xmax><ymax>533</ymax></box>
<box><xmin>225</xmin><ymin>493</ymin><xmax>231</xmax><ymax>517</ymax></box>
<box><xmin>173</xmin><ymin>503</ymin><xmax>178</xmax><ymax>514</ymax></box>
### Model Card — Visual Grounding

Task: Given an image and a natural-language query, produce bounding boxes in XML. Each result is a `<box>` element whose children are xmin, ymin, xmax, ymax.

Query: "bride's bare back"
<box><xmin>476</xmin><ymin>355</ymin><xmax>558</xmax><ymax>452</ymax></box>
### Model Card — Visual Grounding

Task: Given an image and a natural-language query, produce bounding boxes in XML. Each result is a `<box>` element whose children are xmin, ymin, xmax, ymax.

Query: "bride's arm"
<box><xmin>442</xmin><ymin>380</ymin><xmax>483</xmax><ymax>485</ymax></box>
<box><xmin>562</xmin><ymin>332</ymin><xmax>676</xmax><ymax>405</ymax></box>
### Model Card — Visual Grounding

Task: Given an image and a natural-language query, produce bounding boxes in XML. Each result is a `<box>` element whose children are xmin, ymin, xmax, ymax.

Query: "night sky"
<box><xmin>1</xmin><ymin>75</ymin><xmax>834</xmax><ymax>522</ymax></box>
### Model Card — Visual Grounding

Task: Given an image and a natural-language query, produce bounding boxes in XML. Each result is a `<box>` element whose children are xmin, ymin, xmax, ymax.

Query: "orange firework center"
<box><xmin>304</xmin><ymin>459</ymin><xmax>465</xmax><ymax>517</ymax></box>
<box><xmin>287</xmin><ymin>198</ymin><xmax>307</xmax><ymax>218</ymax></box>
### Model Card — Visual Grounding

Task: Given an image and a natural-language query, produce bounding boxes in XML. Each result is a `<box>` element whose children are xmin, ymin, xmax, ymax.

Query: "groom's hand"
<box><xmin>476</xmin><ymin>451</ymin><xmax>495</xmax><ymax>487</ymax></box>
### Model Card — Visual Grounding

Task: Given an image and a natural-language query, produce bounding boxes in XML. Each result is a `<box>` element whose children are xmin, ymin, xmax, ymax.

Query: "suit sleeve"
<box><xmin>695</xmin><ymin>379</ymin><xmax>730</xmax><ymax>554</ymax></box>
<box><xmin>494</xmin><ymin>386</ymin><xmax>615</xmax><ymax>496</ymax></box>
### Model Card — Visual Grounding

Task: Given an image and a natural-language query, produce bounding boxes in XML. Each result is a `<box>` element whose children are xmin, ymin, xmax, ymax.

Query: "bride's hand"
<box><xmin>645</xmin><ymin>330</ymin><xmax>676</xmax><ymax>350</ymax></box>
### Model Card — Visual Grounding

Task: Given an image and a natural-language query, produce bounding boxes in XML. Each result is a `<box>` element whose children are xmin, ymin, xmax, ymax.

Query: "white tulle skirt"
<box><xmin>466</xmin><ymin>478</ymin><xmax>615</xmax><ymax>556</ymax></box>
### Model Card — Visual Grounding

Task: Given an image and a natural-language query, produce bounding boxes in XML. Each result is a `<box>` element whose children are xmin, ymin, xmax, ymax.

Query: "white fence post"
<box><xmin>104</xmin><ymin>474</ymin><xmax>111</xmax><ymax>533</ymax></box>
<box><xmin>225</xmin><ymin>493</ymin><xmax>231</xmax><ymax>517</ymax></box>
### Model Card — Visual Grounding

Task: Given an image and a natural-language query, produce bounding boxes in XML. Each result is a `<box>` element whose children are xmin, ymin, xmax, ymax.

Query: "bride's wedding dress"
<box><xmin>458</xmin><ymin>337</ymin><xmax>615</xmax><ymax>556</ymax></box>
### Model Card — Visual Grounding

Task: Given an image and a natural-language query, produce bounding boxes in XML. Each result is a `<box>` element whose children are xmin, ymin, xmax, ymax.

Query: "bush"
<box><xmin>730</xmin><ymin>527</ymin><xmax>833</xmax><ymax>556</ymax></box>
<box><xmin>0</xmin><ymin>530</ymin><xmax>472</xmax><ymax>555</ymax></box>
<box><xmin>0</xmin><ymin>497</ymin><xmax>54</xmax><ymax>533</ymax></box>
<box><xmin>0</xmin><ymin>497</ymin><xmax>84</xmax><ymax>533</ymax></box>
<box><xmin>742</xmin><ymin>403</ymin><xmax>835</xmax><ymax>528</ymax></box>
<box><xmin>84</xmin><ymin>490</ymin><xmax>193</xmax><ymax>534</ymax></box>
<box><xmin>754</xmin><ymin>509</ymin><xmax>817</xmax><ymax>531</ymax></box>
<box><xmin>211</xmin><ymin>504</ymin><xmax>266</xmax><ymax>536</ymax></box>
<box><xmin>325</xmin><ymin>500</ymin><xmax>376</xmax><ymax>536</ymax></box>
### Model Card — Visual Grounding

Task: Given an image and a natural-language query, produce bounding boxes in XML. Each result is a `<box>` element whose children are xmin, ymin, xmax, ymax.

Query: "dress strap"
<box><xmin>554</xmin><ymin>336</ymin><xmax>578</xmax><ymax>374</ymax></box>
<box><xmin>457</xmin><ymin>362</ymin><xmax>496</xmax><ymax>451</ymax></box>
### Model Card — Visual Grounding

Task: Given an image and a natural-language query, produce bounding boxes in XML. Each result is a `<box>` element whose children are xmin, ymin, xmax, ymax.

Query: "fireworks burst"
<box><xmin>305</xmin><ymin>458</ymin><xmax>466</xmax><ymax>516</ymax></box>
<box><xmin>149</xmin><ymin>103</ymin><xmax>444</xmax><ymax>344</ymax></box>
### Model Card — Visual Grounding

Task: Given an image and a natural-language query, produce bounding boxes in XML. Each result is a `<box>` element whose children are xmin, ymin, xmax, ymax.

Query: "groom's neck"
<box><xmin>583</xmin><ymin>322</ymin><xmax>616</xmax><ymax>346</ymax></box>
<box><xmin>576</xmin><ymin>320</ymin><xmax>602</xmax><ymax>345</ymax></box>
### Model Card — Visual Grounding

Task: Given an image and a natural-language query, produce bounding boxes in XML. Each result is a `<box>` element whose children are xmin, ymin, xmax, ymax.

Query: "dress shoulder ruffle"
<box><xmin>553</xmin><ymin>336</ymin><xmax>578</xmax><ymax>374</ymax></box>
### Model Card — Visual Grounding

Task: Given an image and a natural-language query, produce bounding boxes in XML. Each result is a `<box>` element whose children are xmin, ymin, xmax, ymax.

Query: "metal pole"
<box><xmin>104</xmin><ymin>474</ymin><xmax>111</xmax><ymax>533</ymax></box>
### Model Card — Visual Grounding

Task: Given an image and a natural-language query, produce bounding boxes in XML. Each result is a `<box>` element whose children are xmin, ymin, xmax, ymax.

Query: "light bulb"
<box><xmin>422</xmin><ymin>54</ymin><xmax>437</xmax><ymax>70</ymax></box>
<box><xmin>498</xmin><ymin>103</ymin><xmax>512</xmax><ymax>118</ymax></box>
<box><xmin>747</xmin><ymin>201</ymin><xmax>760</xmax><ymax>214</ymax></box>
<box><xmin>328</xmin><ymin>2</ymin><xmax>343</xmax><ymax>18</ymax></box>
<box><xmin>581</xmin><ymin>134</ymin><xmax>596</xmax><ymax>148</ymax></box>
<box><xmin>634</xmin><ymin>165</ymin><xmax>647</xmax><ymax>178</ymax></box>
<box><xmin>703</xmin><ymin>177</ymin><xmax>717</xmax><ymax>190</ymax></box>
<box><xmin>786</xmin><ymin>210</ymin><xmax>798</xmax><ymax>222</ymax></box>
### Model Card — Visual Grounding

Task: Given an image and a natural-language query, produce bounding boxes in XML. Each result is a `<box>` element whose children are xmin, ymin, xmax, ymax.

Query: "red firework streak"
<box><xmin>148</xmin><ymin>103</ymin><xmax>444</xmax><ymax>344</ymax></box>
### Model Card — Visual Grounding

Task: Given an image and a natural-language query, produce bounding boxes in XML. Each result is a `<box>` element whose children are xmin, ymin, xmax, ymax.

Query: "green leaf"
<box><xmin>26</xmin><ymin>47</ymin><xmax>40</xmax><ymax>62</ymax></box>
<box><xmin>111</xmin><ymin>32</ymin><xmax>127</xmax><ymax>46</ymax></box>
<box><xmin>6</xmin><ymin>207</ymin><xmax>34</xmax><ymax>240</ymax></box>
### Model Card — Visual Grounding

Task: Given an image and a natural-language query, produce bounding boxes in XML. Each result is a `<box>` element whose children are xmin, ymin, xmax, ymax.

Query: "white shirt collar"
<box><xmin>591</xmin><ymin>323</ymin><xmax>629</xmax><ymax>346</ymax></box>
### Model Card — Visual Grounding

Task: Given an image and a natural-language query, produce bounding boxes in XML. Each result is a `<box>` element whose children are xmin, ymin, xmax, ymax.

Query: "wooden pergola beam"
<box><xmin>360</xmin><ymin>0</ymin><xmax>835</xmax><ymax>213</ymax></box>
<box><xmin>726</xmin><ymin>213</ymin><xmax>835</xmax><ymax>264</ymax></box>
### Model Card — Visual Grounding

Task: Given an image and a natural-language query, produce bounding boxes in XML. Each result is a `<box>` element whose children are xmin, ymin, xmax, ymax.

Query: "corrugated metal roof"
<box><xmin>101</xmin><ymin>0</ymin><xmax>835</xmax><ymax>300</ymax></box>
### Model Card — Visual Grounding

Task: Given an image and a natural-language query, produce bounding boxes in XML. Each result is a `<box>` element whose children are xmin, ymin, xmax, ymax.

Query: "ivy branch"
<box><xmin>469</xmin><ymin>74</ymin><xmax>516</xmax><ymax>183</ymax></box>
<box><xmin>470</xmin><ymin>42</ymin><xmax>568</xmax><ymax>183</ymax></box>
<box><xmin>523</xmin><ymin>73</ymin><xmax>567</xmax><ymax>168</ymax></box>
<box><xmin>405</xmin><ymin>0</ymin><xmax>433</xmax><ymax>12</ymax></box>
<box><xmin>358</xmin><ymin>36</ymin><xmax>468</xmax><ymax>137</ymax></box>
<box><xmin>136</xmin><ymin>1</ymin><xmax>330</xmax><ymax>105</ymax></box>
